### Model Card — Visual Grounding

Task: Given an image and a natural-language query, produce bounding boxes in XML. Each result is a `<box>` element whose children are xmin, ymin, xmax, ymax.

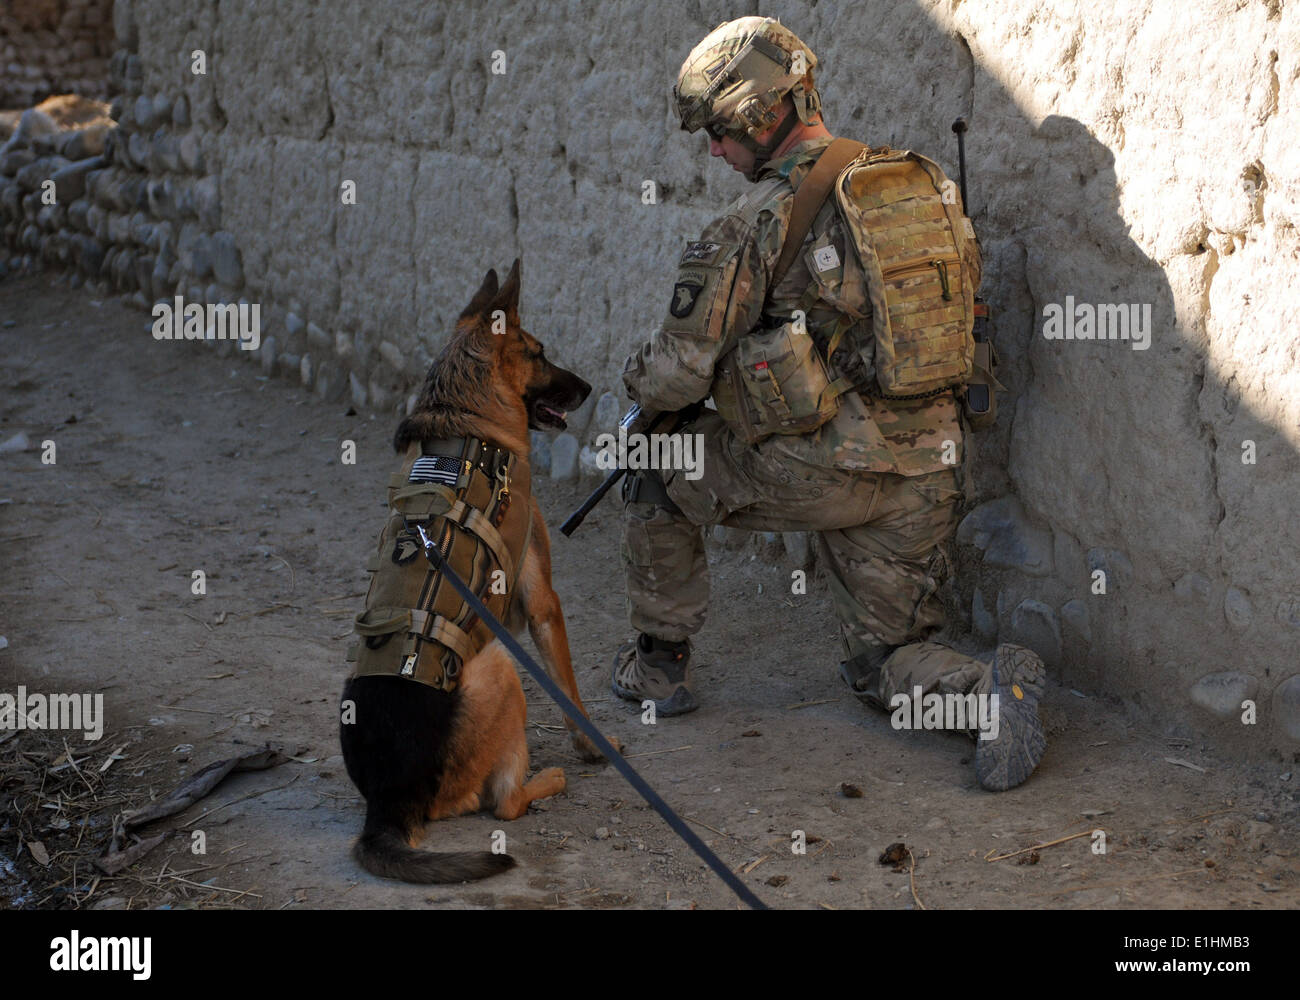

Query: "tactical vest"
<box><xmin>346</xmin><ymin>437</ymin><xmax>533</xmax><ymax>691</ymax></box>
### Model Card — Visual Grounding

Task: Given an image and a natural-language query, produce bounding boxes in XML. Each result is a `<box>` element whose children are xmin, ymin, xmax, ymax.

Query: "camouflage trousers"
<box><xmin>621</xmin><ymin>411</ymin><xmax>994</xmax><ymax>708</ymax></box>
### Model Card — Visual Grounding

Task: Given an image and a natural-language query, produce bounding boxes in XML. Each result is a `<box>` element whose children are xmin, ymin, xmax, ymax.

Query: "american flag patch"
<box><xmin>410</xmin><ymin>454</ymin><xmax>461</xmax><ymax>487</ymax></box>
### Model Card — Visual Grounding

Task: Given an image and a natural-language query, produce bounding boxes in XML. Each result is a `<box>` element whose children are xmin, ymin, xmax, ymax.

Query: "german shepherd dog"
<box><xmin>340</xmin><ymin>259</ymin><xmax>618</xmax><ymax>884</ymax></box>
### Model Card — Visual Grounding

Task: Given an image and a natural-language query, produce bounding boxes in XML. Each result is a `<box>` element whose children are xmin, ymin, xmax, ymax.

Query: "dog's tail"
<box><xmin>353</xmin><ymin>811</ymin><xmax>515</xmax><ymax>885</ymax></box>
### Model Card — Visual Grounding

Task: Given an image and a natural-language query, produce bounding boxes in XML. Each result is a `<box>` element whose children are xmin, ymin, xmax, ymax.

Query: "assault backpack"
<box><xmin>772</xmin><ymin>137</ymin><xmax>1000</xmax><ymax>425</ymax></box>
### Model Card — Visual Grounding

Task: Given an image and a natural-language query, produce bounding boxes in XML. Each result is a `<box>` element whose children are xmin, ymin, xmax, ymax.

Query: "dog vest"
<box><xmin>346</xmin><ymin>436</ymin><xmax>533</xmax><ymax>691</ymax></box>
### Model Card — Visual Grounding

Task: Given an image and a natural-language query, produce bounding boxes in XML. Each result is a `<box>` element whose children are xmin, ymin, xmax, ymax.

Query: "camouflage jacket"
<box><xmin>622</xmin><ymin>136</ymin><xmax>963</xmax><ymax>476</ymax></box>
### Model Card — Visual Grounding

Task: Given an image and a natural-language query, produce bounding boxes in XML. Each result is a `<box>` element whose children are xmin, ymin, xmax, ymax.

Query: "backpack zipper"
<box><xmin>881</xmin><ymin>253</ymin><xmax>961</xmax><ymax>300</ymax></box>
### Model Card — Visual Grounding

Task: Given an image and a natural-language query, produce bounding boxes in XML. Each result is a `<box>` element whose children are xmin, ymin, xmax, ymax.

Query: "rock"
<box><xmin>0</xmin><ymin>147</ymin><xmax>37</xmax><ymax>177</ymax></box>
<box><xmin>16</xmin><ymin>156</ymin><xmax>68</xmax><ymax>193</ymax></box>
<box><xmin>133</xmin><ymin>95</ymin><xmax>154</xmax><ymax>131</ymax></box>
<box><xmin>306</xmin><ymin>321</ymin><xmax>330</xmax><ymax>354</ymax></box>
<box><xmin>178</xmin><ymin>131</ymin><xmax>203</xmax><ymax>173</ymax></box>
<box><xmin>595</xmin><ymin>390</ymin><xmax>620</xmax><ymax>431</ymax></box>
<box><xmin>1223</xmin><ymin>587</ymin><xmax>1252</xmax><ymax>629</ymax></box>
<box><xmin>550</xmin><ymin>432</ymin><xmax>579</xmax><ymax>479</ymax></box>
<box><xmin>349</xmin><ymin>371</ymin><xmax>367</xmax><ymax>408</ymax></box>
<box><xmin>315</xmin><ymin>361</ymin><xmax>347</xmax><ymax>402</ymax></box>
<box><xmin>379</xmin><ymin>340</ymin><xmax>405</xmax><ymax>371</ymax></box>
<box><xmin>278</xmin><ymin>352</ymin><xmax>301</xmax><ymax>379</ymax></box>
<box><xmin>179</xmin><ymin>228</ymin><xmax>211</xmax><ymax>279</ymax></box>
<box><xmin>152</xmin><ymin>129</ymin><xmax>180</xmax><ymax>173</ymax></box>
<box><xmin>1189</xmin><ymin>671</ymin><xmax>1256</xmax><ymax>719</ymax></box>
<box><xmin>0</xmin><ymin>431</ymin><xmax>30</xmax><ymax>453</ymax></box>
<box><xmin>67</xmin><ymin>197</ymin><xmax>90</xmax><ymax>231</ymax></box>
<box><xmin>285</xmin><ymin>311</ymin><xmax>305</xmax><ymax>346</ymax></box>
<box><xmin>1173</xmin><ymin>571</ymin><xmax>1213</xmax><ymax>604</ymax></box>
<box><xmin>956</xmin><ymin>496</ymin><xmax>1054</xmax><ymax>576</ymax></box>
<box><xmin>972</xmin><ymin>587</ymin><xmax>997</xmax><ymax>639</ymax></box>
<box><xmin>151</xmin><ymin>93</ymin><xmax>172</xmax><ymax>129</ymax></box>
<box><xmin>63</xmin><ymin>123</ymin><xmax>110</xmax><ymax>160</ymax></box>
<box><xmin>1008</xmin><ymin>599</ymin><xmax>1062</xmax><ymax>665</ymax></box>
<box><xmin>172</xmin><ymin>94</ymin><xmax>190</xmax><ymax>128</ymax></box>
<box><xmin>1059</xmin><ymin>599</ymin><xmax>1091</xmax><ymax>642</ymax></box>
<box><xmin>1086</xmin><ymin>548</ymin><xmax>1133</xmax><ymax>591</ymax></box>
<box><xmin>0</xmin><ymin>108</ymin><xmax>57</xmax><ymax>153</ymax></box>
<box><xmin>300</xmin><ymin>353</ymin><xmax>314</xmax><ymax>389</ymax></box>
<box><xmin>50</xmin><ymin>156</ymin><xmax>104</xmax><ymax>203</ymax></box>
<box><xmin>529</xmin><ymin>430</ymin><xmax>552</xmax><ymax>474</ymax></box>
<box><xmin>578</xmin><ymin>444</ymin><xmax>604</xmax><ymax>477</ymax></box>
<box><xmin>782</xmin><ymin>531</ymin><xmax>812</xmax><ymax>569</ymax></box>
<box><xmin>127</xmin><ymin>131</ymin><xmax>150</xmax><ymax>168</ymax></box>
<box><xmin>1271</xmin><ymin>675</ymin><xmax>1300</xmax><ymax>742</ymax></box>
<box><xmin>193</xmin><ymin>175</ymin><xmax>220</xmax><ymax>227</ymax></box>
<box><xmin>211</xmin><ymin>231</ymin><xmax>242</xmax><ymax>286</ymax></box>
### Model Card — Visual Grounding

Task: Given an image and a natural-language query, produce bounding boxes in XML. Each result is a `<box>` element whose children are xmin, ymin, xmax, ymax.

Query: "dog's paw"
<box><xmin>573</xmin><ymin>732</ymin><xmax>622</xmax><ymax>763</ymax></box>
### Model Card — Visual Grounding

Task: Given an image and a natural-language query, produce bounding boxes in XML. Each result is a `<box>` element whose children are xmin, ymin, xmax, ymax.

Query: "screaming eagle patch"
<box><xmin>392</xmin><ymin>529</ymin><xmax>422</xmax><ymax>566</ymax></box>
<box><xmin>670</xmin><ymin>279</ymin><xmax>705</xmax><ymax>318</ymax></box>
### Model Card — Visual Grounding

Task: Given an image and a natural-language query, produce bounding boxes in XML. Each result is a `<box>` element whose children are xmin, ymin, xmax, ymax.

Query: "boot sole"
<box><xmin>975</xmin><ymin>646</ymin><xmax>1047</xmax><ymax>791</ymax></box>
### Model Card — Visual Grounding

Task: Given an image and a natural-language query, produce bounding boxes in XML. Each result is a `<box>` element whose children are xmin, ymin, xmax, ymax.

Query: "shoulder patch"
<box><xmin>680</xmin><ymin>240</ymin><xmax>724</xmax><ymax>266</ymax></box>
<box><xmin>670</xmin><ymin>277</ymin><xmax>706</xmax><ymax>318</ymax></box>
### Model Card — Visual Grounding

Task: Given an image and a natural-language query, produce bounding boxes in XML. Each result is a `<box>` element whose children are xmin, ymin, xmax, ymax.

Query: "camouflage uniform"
<box><xmin>621</xmin><ymin>136</ymin><xmax>995</xmax><ymax>713</ymax></box>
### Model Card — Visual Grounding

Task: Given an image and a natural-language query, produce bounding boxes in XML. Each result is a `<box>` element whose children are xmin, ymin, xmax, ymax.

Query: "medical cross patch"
<box><xmin>670</xmin><ymin>279</ymin><xmax>705</xmax><ymax>318</ymax></box>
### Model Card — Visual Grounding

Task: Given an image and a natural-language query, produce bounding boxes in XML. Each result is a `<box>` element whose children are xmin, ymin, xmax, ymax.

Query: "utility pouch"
<box><xmin>713</xmin><ymin>320</ymin><xmax>849</xmax><ymax>446</ymax></box>
<box><xmin>959</xmin><ymin>299</ymin><xmax>1004</xmax><ymax>431</ymax></box>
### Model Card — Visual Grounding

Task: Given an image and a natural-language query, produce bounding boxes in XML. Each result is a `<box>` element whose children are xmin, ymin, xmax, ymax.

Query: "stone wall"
<box><xmin>0</xmin><ymin>0</ymin><xmax>115</xmax><ymax>108</ymax></box>
<box><xmin>2</xmin><ymin>0</ymin><xmax>1298</xmax><ymax>757</ymax></box>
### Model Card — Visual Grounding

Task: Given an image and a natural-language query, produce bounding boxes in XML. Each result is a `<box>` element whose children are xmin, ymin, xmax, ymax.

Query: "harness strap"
<box><xmin>769</xmin><ymin>137</ymin><xmax>867</xmax><ymax>292</ymax></box>
<box><xmin>409</xmin><ymin>609</ymin><xmax>477</xmax><ymax>666</ymax></box>
<box><xmin>443</xmin><ymin>499</ymin><xmax>516</xmax><ymax>586</ymax></box>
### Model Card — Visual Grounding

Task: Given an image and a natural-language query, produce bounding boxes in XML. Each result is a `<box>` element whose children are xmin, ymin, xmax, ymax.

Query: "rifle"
<box><xmin>560</xmin><ymin>405</ymin><xmax>678</xmax><ymax>537</ymax></box>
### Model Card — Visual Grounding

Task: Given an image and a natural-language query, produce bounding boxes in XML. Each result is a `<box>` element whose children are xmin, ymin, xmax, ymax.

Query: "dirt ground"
<box><xmin>1</xmin><ymin>271</ymin><xmax>1297</xmax><ymax>911</ymax></box>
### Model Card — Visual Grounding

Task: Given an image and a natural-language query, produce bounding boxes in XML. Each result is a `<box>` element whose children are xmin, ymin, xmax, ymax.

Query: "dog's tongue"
<box><xmin>541</xmin><ymin>405</ymin><xmax>567</xmax><ymax>422</ymax></box>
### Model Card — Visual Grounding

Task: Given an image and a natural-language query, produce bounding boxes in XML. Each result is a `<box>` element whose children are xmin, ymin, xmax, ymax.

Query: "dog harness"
<box><xmin>346</xmin><ymin>436</ymin><xmax>533</xmax><ymax>691</ymax></box>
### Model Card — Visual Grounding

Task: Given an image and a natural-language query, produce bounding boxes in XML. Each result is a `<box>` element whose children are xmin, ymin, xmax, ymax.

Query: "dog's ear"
<box><xmin>459</xmin><ymin>268</ymin><xmax>500</xmax><ymax>320</ymax></box>
<box><xmin>489</xmin><ymin>258</ymin><xmax>522</xmax><ymax>325</ymax></box>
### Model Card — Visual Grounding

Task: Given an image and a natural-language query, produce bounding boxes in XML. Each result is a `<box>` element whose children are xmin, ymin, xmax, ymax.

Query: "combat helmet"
<box><xmin>673</xmin><ymin>16</ymin><xmax>822</xmax><ymax>180</ymax></box>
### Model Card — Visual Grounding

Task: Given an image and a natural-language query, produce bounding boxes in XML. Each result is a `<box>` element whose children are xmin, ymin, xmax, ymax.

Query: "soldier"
<box><xmin>610</xmin><ymin>16</ymin><xmax>1047</xmax><ymax>791</ymax></box>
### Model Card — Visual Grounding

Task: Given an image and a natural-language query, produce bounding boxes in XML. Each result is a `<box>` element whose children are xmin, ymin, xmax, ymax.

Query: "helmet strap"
<box><xmin>738</xmin><ymin>109</ymin><xmax>802</xmax><ymax>181</ymax></box>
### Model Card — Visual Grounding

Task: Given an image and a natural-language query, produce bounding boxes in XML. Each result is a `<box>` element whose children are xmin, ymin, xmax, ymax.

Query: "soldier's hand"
<box><xmin>622</xmin><ymin>403</ymin><xmax>657</xmax><ymax>436</ymax></box>
<box><xmin>677</xmin><ymin>400</ymin><xmax>706</xmax><ymax>426</ymax></box>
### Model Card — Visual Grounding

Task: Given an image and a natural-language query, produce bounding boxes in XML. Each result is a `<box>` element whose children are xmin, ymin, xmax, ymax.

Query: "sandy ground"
<box><xmin>1</xmin><ymin>271</ymin><xmax>1297</xmax><ymax>911</ymax></box>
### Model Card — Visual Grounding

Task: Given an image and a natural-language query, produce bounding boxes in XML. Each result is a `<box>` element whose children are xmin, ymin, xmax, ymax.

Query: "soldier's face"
<box><xmin>709</xmin><ymin>134</ymin><xmax>755</xmax><ymax>175</ymax></box>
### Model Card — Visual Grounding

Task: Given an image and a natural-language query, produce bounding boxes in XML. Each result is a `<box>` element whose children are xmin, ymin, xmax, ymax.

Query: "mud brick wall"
<box><xmin>0</xmin><ymin>0</ymin><xmax>115</xmax><ymax>108</ymax></box>
<box><xmin>1</xmin><ymin>0</ymin><xmax>1298</xmax><ymax>757</ymax></box>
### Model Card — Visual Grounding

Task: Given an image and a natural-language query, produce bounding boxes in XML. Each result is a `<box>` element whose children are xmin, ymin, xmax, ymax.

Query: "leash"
<box><xmin>411</xmin><ymin>523</ymin><xmax>768</xmax><ymax>911</ymax></box>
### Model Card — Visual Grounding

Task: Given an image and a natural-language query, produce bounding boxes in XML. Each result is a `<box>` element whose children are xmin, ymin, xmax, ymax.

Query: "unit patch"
<box><xmin>680</xmin><ymin>241</ymin><xmax>723</xmax><ymax>266</ymax></box>
<box><xmin>392</xmin><ymin>529</ymin><xmax>422</xmax><ymax>565</ymax></box>
<box><xmin>670</xmin><ymin>278</ymin><xmax>705</xmax><ymax>318</ymax></box>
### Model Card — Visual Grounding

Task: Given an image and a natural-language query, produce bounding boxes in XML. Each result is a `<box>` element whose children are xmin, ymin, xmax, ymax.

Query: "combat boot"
<box><xmin>611</xmin><ymin>633</ymin><xmax>698</xmax><ymax>716</ymax></box>
<box><xmin>975</xmin><ymin>643</ymin><xmax>1047</xmax><ymax>791</ymax></box>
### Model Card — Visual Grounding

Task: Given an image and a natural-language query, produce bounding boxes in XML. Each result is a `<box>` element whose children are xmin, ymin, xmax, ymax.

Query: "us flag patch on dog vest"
<box><xmin>409</xmin><ymin>454</ymin><xmax>461</xmax><ymax>487</ymax></box>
